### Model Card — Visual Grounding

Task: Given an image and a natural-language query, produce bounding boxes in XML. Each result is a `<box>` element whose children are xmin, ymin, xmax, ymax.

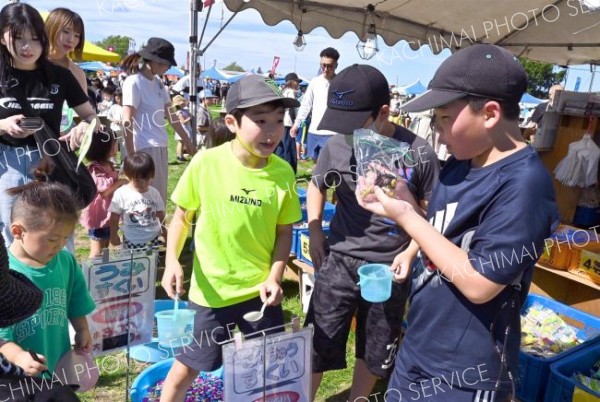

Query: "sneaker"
<box><xmin>176</xmin><ymin>155</ymin><xmax>187</xmax><ymax>162</ymax></box>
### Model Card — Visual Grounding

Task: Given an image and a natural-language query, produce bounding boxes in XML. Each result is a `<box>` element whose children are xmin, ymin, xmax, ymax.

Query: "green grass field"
<box><xmin>74</xmin><ymin>113</ymin><xmax>388</xmax><ymax>401</ymax></box>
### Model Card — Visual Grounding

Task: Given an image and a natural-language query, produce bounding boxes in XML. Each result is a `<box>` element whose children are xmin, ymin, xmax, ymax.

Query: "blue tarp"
<box><xmin>274</xmin><ymin>77</ymin><xmax>309</xmax><ymax>86</ymax></box>
<box><xmin>520</xmin><ymin>93</ymin><xmax>543</xmax><ymax>105</ymax></box>
<box><xmin>165</xmin><ymin>66</ymin><xmax>184</xmax><ymax>78</ymax></box>
<box><xmin>200</xmin><ymin>66</ymin><xmax>229</xmax><ymax>81</ymax></box>
<box><xmin>78</xmin><ymin>61</ymin><xmax>116</xmax><ymax>71</ymax></box>
<box><xmin>398</xmin><ymin>80</ymin><xmax>427</xmax><ymax>95</ymax></box>
<box><xmin>399</xmin><ymin>80</ymin><xmax>427</xmax><ymax>95</ymax></box>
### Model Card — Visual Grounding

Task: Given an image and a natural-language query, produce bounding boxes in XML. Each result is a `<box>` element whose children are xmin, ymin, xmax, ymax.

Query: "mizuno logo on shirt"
<box><xmin>230</xmin><ymin>194</ymin><xmax>263</xmax><ymax>207</ymax></box>
<box><xmin>241</xmin><ymin>188</ymin><xmax>255</xmax><ymax>195</ymax></box>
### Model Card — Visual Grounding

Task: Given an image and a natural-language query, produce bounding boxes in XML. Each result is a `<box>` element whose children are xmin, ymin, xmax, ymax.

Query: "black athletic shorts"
<box><xmin>305</xmin><ymin>250</ymin><xmax>410</xmax><ymax>378</ymax></box>
<box><xmin>175</xmin><ymin>297</ymin><xmax>284</xmax><ymax>372</ymax></box>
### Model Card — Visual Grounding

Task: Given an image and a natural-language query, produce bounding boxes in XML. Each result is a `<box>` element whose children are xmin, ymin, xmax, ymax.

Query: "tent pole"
<box><xmin>189</xmin><ymin>0</ymin><xmax>203</xmax><ymax>149</ymax></box>
<box><xmin>199</xmin><ymin>10</ymin><xmax>240</xmax><ymax>56</ymax></box>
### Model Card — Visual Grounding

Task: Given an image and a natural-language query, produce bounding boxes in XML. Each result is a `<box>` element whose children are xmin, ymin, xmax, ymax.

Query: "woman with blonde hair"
<box><xmin>44</xmin><ymin>8</ymin><xmax>87</xmax><ymax>92</ymax></box>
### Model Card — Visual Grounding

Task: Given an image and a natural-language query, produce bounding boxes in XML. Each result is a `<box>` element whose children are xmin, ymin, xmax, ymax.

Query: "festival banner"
<box><xmin>82</xmin><ymin>249</ymin><xmax>157</xmax><ymax>356</ymax></box>
<box><xmin>222</xmin><ymin>326</ymin><xmax>312</xmax><ymax>401</ymax></box>
<box><xmin>271</xmin><ymin>56</ymin><xmax>281</xmax><ymax>75</ymax></box>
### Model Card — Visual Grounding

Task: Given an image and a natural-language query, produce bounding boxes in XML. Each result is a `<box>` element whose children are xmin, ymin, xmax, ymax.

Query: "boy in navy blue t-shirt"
<box><xmin>358</xmin><ymin>44</ymin><xmax>559</xmax><ymax>401</ymax></box>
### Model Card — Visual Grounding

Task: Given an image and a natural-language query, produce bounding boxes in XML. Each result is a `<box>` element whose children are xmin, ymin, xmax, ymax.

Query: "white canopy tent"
<box><xmin>222</xmin><ymin>0</ymin><xmax>600</xmax><ymax>66</ymax></box>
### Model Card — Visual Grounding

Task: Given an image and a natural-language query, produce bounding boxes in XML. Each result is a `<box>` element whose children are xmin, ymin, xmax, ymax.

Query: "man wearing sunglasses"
<box><xmin>290</xmin><ymin>47</ymin><xmax>340</xmax><ymax>163</ymax></box>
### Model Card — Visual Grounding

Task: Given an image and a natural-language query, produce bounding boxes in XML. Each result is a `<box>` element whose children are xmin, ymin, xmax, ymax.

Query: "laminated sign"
<box><xmin>223</xmin><ymin>327</ymin><xmax>312</xmax><ymax>401</ymax></box>
<box><xmin>82</xmin><ymin>249</ymin><xmax>157</xmax><ymax>355</ymax></box>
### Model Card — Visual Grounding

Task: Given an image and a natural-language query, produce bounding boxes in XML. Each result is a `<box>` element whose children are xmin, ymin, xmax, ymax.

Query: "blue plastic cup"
<box><xmin>155</xmin><ymin>309</ymin><xmax>196</xmax><ymax>348</ymax></box>
<box><xmin>357</xmin><ymin>264</ymin><xmax>392</xmax><ymax>303</ymax></box>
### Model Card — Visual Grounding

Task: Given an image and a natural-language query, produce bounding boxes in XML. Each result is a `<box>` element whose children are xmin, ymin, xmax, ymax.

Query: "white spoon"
<box><xmin>243</xmin><ymin>300</ymin><xmax>268</xmax><ymax>322</ymax></box>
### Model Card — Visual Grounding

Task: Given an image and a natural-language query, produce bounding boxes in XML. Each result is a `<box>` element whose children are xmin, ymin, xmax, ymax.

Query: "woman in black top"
<box><xmin>0</xmin><ymin>3</ymin><xmax>98</xmax><ymax>244</ymax></box>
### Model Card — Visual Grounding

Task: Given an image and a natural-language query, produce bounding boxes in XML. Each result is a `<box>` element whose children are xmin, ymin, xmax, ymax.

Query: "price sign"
<box><xmin>223</xmin><ymin>327</ymin><xmax>312</xmax><ymax>401</ymax></box>
<box><xmin>299</xmin><ymin>233</ymin><xmax>311</xmax><ymax>263</ymax></box>
<box><xmin>82</xmin><ymin>250</ymin><xmax>157</xmax><ymax>355</ymax></box>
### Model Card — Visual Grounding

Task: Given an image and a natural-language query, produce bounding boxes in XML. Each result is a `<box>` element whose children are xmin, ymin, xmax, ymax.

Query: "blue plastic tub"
<box><xmin>545</xmin><ymin>337</ymin><xmax>600</xmax><ymax>402</ymax></box>
<box><xmin>290</xmin><ymin>224</ymin><xmax>307</xmax><ymax>256</ymax></box>
<box><xmin>129</xmin><ymin>358</ymin><xmax>223</xmax><ymax>402</ymax></box>
<box><xmin>516</xmin><ymin>294</ymin><xmax>600</xmax><ymax>402</ymax></box>
<box><xmin>290</xmin><ymin>186</ymin><xmax>335</xmax><ymax>255</ymax></box>
<box><xmin>298</xmin><ymin>192</ymin><xmax>336</xmax><ymax>223</ymax></box>
<box><xmin>130</xmin><ymin>299</ymin><xmax>189</xmax><ymax>363</ymax></box>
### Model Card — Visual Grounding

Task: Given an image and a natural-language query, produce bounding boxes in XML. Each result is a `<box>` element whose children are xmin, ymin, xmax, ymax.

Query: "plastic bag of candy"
<box><xmin>520</xmin><ymin>302</ymin><xmax>584</xmax><ymax>357</ymax></box>
<box><xmin>353</xmin><ymin>129</ymin><xmax>415</xmax><ymax>203</ymax></box>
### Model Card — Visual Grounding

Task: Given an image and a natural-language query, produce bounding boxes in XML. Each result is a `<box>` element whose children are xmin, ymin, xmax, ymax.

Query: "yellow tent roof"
<box><xmin>39</xmin><ymin>11</ymin><xmax>121</xmax><ymax>63</ymax></box>
<box><xmin>81</xmin><ymin>41</ymin><xmax>120</xmax><ymax>63</ymax></box>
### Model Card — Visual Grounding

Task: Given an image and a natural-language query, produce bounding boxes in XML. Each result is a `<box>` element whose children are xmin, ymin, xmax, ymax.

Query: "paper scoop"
<box><xmin>53</xmin><ymin>350</ymin><xmax>99</xmax><ymax>392</ymax></box>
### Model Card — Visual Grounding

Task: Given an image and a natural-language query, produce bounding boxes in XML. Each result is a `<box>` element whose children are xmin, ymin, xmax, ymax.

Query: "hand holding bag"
<box><xmin>31</xmin><ymin>124</ymin><xmax>97</xmax><ymax>208</ymax></box>
<box><xmin>14</xmin><ymin>92</ymin><xmax>97</xmax><ymax>208</ymax></box>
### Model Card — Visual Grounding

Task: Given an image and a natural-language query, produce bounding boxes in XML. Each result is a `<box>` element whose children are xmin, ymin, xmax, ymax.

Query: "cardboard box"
<box><xmin>569</xmin><ymin>248</ymin><xmax>600</xmax><ymax>285</ymax></box>
<box><xmin>539</xmin><ymin>225</ymin><xmax>596</xmax><ymax>270</ymax></box>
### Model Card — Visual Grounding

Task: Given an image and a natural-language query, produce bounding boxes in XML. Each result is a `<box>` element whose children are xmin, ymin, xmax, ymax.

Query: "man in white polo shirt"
<box><xmin>290</xmin><ymin>47</ymin><xmax>340</xmax><ymax>163</ymax></box>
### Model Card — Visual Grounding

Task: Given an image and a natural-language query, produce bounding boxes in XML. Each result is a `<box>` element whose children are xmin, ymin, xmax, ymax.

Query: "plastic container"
<box><xmin>290</xmin><ymin>224</ymin><xmax>306</xmax><ymax>256</ymax></box>
<box><xmin>516</xmin><ymin>294</ymin><xmax>600</xmax><ymax>402</ymax></box>
<box><xmin>155</xmin><ymin>309</ymin><xmax>196</xmax><ymax>348</ymax></box>
<box><xmin>130</xmin><ymin>299</ymin><xmax>189</xmax><ymax>363</ymax></box>
<box><xmin>129</xmin><ymin>358</ymin><xmax>223</xmax><ymax>402</ymax></box>
<box><xmin>357</xmin><ymin>264</ymin><xmax>392</xmax><ymax>303</ymax></box>
<box><xmin>545</xmin><ymin>337</ymin><xmax>600</xmax><ymax>402</ymax></box>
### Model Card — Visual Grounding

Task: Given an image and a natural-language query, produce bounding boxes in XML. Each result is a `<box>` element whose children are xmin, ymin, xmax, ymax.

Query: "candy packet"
<box><xmin>353</xmin><ymin>128</ymin><xmax>415</xmax><ymax>203</ymax></box>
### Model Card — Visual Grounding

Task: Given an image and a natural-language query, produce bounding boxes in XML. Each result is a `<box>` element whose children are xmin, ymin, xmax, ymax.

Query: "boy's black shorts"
<box><xmin>175</xmin><ymin>297</ymin><xmax>284</xmax><ymax>372</ymax></box>
<box><xmin>305</xmin><ymin>250</ymin><xmax>410</xmax><ymax>378</ymax></box>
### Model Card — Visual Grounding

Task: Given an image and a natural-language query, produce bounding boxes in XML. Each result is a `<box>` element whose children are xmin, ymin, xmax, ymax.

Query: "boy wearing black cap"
<box><xmin>305</xmin><ymin>64</ymin><xmax>439</xmax><ymax>400</ymax></box>
<box><xmin>159</xmin><ymin>75</ymin><xmax>302</xmax><ymax>402</ymax></box>
<box><xmin>359</xmin><ymin>44</ymin><xmax>559</xmax><ymax>401</ymax></box>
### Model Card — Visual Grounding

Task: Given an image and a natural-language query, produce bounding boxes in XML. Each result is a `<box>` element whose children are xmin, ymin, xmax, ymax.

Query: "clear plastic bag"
<box><xmin>353</xmin><ymin>128</ymin><xmax>414</xmax><ymax>203</ymax></box>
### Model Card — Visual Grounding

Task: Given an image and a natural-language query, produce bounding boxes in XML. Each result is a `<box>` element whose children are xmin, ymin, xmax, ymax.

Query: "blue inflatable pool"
<box><xmin>130</xmin><ymin>358</ymin><xmax>223</xmax><ymax>402</ymax></box>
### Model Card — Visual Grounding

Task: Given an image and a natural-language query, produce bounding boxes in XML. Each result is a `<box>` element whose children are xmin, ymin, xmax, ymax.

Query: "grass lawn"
<box><xmin>74</xmin><ymin>115</ymin><xmax>388</xmax><ymax>401</ymax></box>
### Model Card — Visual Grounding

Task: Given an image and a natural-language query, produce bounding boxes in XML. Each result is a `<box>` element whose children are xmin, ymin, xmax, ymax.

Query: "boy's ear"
<box><xmin>10</xmin><ymin>223</ymin><xmax>24</xmax><ymax>240</ymax></box>
<box><xmin>224</xmin><ymin>114</ymin><xmax>238</xmax><ymax>134</ymax></box>
<box><xmin>379</xmin><ymin>104</ymin><xmax>390</xmax><ymax>119</ymax></box>
<box><xmin>483</xmin><ymin>100</ymin><xmax>502</xmax><ymax>129</ymax></box>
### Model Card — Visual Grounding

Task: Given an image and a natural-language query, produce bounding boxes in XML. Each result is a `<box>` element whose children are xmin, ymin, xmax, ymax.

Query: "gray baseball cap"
<box><xmin>225</xmin><ymin>74</ymin><xmax>300</xmax><ymax>113</ymax></box>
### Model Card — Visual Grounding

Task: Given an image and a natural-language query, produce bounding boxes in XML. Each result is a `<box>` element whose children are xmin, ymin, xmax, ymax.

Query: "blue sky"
<box><xmin>29</xmin><ymin>0</ymin><xmax>600</xmax><ymax>94</ymax></box>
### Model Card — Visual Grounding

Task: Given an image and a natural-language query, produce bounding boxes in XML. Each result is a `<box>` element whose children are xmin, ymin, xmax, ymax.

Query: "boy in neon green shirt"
<box><xmin>160</xmin><ymin>75</ymin><xmax>302</xmax><ymax>401</ymax></box>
